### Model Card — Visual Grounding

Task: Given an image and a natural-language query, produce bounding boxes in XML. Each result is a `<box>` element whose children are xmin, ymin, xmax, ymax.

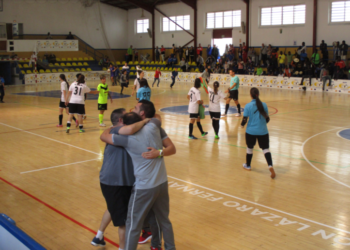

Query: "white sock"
<box><xmin>268</xmin><ymin>165</ymin><xmax>273</xmax><ymax>168</ymax></box>
<box><xmin>96</xmin><ymin>230</ymin><xmax>104</xmax><ymax>240</ymax></box>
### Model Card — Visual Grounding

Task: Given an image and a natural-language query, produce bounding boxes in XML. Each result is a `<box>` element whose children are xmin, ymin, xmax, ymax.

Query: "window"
<box><xmin>260</xmin><ymin>4</ymin><xmax>306</xmax><ymax>26</ymax></box>
<box><xmin>162</xmin><ymin>15</ymin><xmax>190</xmax><ymax>32</ymax></box>
<box><xmin>137</xmin><ymin>19</ymin><xmax>149</xmax><ymax>33</ymax></box>
<box><xmin>331</xmin><ymin>1</ymin><xmax>350</xmax><ymax>23</ymax></box>
<box><xmin>206</xmin><ymin>10</ymin><xmax>241</xmax><ymax>29</ymax></box>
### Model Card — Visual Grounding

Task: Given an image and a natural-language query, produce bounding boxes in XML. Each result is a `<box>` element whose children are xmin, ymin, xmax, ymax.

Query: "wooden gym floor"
<box><xmin>1</xmin><ymin>79</ymin><xmax>350</xmax><ymax>250</ymax></box>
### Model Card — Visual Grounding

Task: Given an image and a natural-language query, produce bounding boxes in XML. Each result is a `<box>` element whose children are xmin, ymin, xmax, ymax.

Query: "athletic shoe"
<box><xmin>235</xmin><ymin>113</ymin><xmax>241</xmax><ymax>117</ymax></box>
<box><xmin>150</xmin><ymin>247</ymin><xmax>163</xmax><ymax>250</ymax></box>
<box><xmin>138</xmin><ymin>230</ymin><xmax>152</xmax><ymax>244</ymax></box>
<box><xmin>188</xmin><ymin>135</ymin><xmax>198</xmax><ymax>140</ymax></box>
<box><xmin>56</xmin><ymin>125</ymin><xmax>63</xmax><ymax>127</ymax></box>
<box><xmin>79</xmin><ymin>129</ymin><xmax>85</xmax><ymax>133</ymax></box>
<box><xmin>215</xmin><ymin>135</ymin><xmax>220</xmax><ymax>139</ymax></box>
<box><xmin>91</xmin><ymin>236</ymin><xmax>106</xmax><ymax>246</ymax></box>
<box><xmin>243</xmin><ymin>163</ymin><xmax>251</xmax><ymax>171</ymax></box>
<box><xmin>269</xmin><ymin>167</ymin><xmax>276</xmax><ymax>179</ymax></box>
<box><xmin>99</xmin><ymin>123</ymin><xmax>106</xmax><ymax>127</ymax></box>
<box><xmin>66</xmin><ymin>128</ymin><xmax>70</xmax><ymax>134</ymax></box>
<box><xmin>201</xmin><ymin>132</ymin><xmax>208</xmax><ymax>137</ymax></box>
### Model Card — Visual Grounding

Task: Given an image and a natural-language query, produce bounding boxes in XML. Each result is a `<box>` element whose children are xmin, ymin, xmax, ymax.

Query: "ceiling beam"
<box><xmin>179</xmin><ymin>0</ymin><xmax>196</xmax><ymax>9</ymax></box>
<box><xmin>100</xmin><ymin>1</ymin><xmax>128</xmax><ymax>10</ymax></box>
<box><xmin>126</xmin><ymin>0</ymin><xmax>155</xmax><ymax>14</ymax></box>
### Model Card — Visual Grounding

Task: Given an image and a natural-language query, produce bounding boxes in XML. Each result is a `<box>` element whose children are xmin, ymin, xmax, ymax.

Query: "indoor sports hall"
<box><xmin>1</xmin><ymin>0</ymin><xmax>350</xmax><ymax>249</ymax></box>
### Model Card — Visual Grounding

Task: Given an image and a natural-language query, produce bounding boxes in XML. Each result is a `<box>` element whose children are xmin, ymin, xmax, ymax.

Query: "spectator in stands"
<box><xmin>237</xmin><ymin>59</ymin><xmax>244</xmax><ymax>74</ymax></box>
<box><xmin>247</xmin><ymin>64</ymin><xmax>255</xmax><ymax>75</ymax></box>
<box><xmin>46</xmin><ymin>32</ymin><xmax>52</xmax><ymax>39</ymax></box>
<box><xmin>320</xmin><ymin>40</ymin><xmax>328</xmax><ymax>63</ymax></box>
<box><xmin>155</xmin><ymin>46</ymin><xmax>160</xmax><ymax>62</ymax></box>
<box><xmin>196</xmin><ymin>54</ymin><xmax>204</xmax><ymax>71</ymax></box>
<box><xmin>271</xmin><ymin>48</ymin><xmax>279</xmax><ymax>68</ymax></box>
<box><xmin>178</xmin><ymin>46</ymin><xmax>183</xmax><ymax>62</ymax></box>
<box><xmin>0</xmin><ymin>75</ymin><xmax>5</xmax><ymax>103</ymax></box>
<box><xmin>333</xmin><ymin>66</ymin><xmax>345</xmax><ymax>80</ymax></box>
<box><xmin>42</xmin><ymin>56</ymin><xmax>49</xmax><ymax>66</ymax></box>
<box><xmin>160</xmin><ymin>45</ymin><xmax>166</xmax><ymax>62</ymax></box>
<box><xmin>197</xmin><ymin>43</ymin><xmax>203</xmax><ymax>56</ymax></box>
<box><xmin>227</xmin><ymin>51</ymin><xmax>234</xmax><ymax>64</ymax></box>
<box><xmin>166</xmin><ymin>56</ymin><xmax>173</xmax><ymax>67</ymax></box>
<box><xmin>335</xmin><ymin>56</ymin><xmax>346</xmax><ymax>69</ymax></box>
<box><xmin>248</xmin><ymin>48</ymin><xmax>256</xmax><ymax>66</ymax></box>
<box><xmin>242</xmin><ymin>42</ymin><xmax>248</xmax><ymax>63</ymax></box>
<box><xmin>212</xmin><ymin>45</ymin><xmax>219</xmax><ymax>62</ymax></box>
<box><xmin>283</xmin><ymin>66</ymin><xmax>291</xmax><ymax>78</ymax></box>
<box><xmin>278</xmin><ymin>51</ymin><xmax>285</xmax><ymax>70</ymax></box>
<box><xmin>180</xmin><ymin>58</ymin><xmax>186</xmax><ymax>72</ymax></box>
<box><xmin>189</xmin><ymin>46</ymin><xmax>195</xmax><ymax>63</ymax></box>
<box><xmin>286</xmin><ymin>51</ymin><xmax>293</xmax><ymax>68</ymax></box>
<box><xmin>256</xmin><ymin>65</ymin><xmax>263</xmax><ymax>76</ymax></box>
<box><xmin>132</xmin><ymin>50</ymin><xmax>137</xmax><ymax>61</ymax></box>
<box><xmin>66</xmin><ymin>32</ymin><xmax>74</xmax><ymax>40</ymax></box>
<box><xmin>260</xmin><ymin>43</ymin><xmax>267</xmax><ymax>66</ymax></box>
<box><xmin>300</xmin><ymin>42</ymin><xmax>307</xmax><ymax>53</ymax></box>
<box><xmin>127</xmin><ymin>45</ymin><xmax>133</xmax><ymax>63</ymax></box>
<box><xmin>238</xmin><ymin>44</ymin><xmax>242</xmax><ymax>60</ymax></box>
<box><xmin>185</xmin><ymin>47</ymin><xmax>190</xmax><ymax>62</ymax></box>
<box><xmin>224</xmin><ymin>61</ymin><xmax>229</xmax><ymax>73</ymax></box>
<box><xmin>300</xmin><ymin>63</ymin><xmax>313</xmax><ymax>86</ymax></box>
<box><xmin>267</xmin><ymin>44</ymin><xmax>273</xmax><ymax>66</ymax></box>
<box><xmin>333</xmin><ymin>42</ymin><xmax>341</xmax><ymax>60</ymax></box>
<box><xmin>171</xmin><ymin>44</ymin><xmax>176</xmax><ymax>57</ymax></box>
<box><xmin>207</xmin><ymin>44</ymin><xmax>212</xmax><ymax>58</ymax></box>
<box><xmin>29</xmin><ymin>52</ymin><xmax>37</xmax><ymax>67</ymax></box>
<box><xmin>311</xmin><ymin>49</ymin><xmax>320</xmax><ymax>67</ymax></box>
<box><xmin>300</xmin><ymin>51</ymin><xmax>307</xmax><ymax>62</ymax></box>
<box><xmin>340</xmin><ymin>40</ymin><xmax>348</xmax><ymax>61</ymax></box>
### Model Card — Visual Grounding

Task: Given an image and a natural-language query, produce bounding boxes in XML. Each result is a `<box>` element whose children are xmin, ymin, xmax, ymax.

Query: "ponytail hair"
<box><xmin>250</xmin><ymin>87</ymin><xmax>268</xmax><ymax>118</ymax></box>
<box><xmin>59</xmin><ymin>74</ymin><xmax>69</xmax><ymax>89</ymax></box>
<box><xmin>77</xmin><ymin>74</ymin><xmax>85</xmax><ymax>85</ymax></box>
<box><xmin>213</xmin><ymin>81</ymin><xmax>219</xmax><ymax>95</ymax></box>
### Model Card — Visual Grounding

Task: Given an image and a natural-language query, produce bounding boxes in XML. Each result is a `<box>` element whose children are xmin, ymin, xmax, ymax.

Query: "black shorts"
<box><xmin>69</xmin><ymin>103</ymin><xmax>85</xmax><ymax>115</ymax></box>
<box><xmin>229</xmin><ymin>90</ymin><xmax>239</xmax><ymax>101</ymax></box>
<box><xmin>209</xmin><ymin>111</ymin><xmax>221</xmax><ymax>119</ymax></box>
<box><xmin>98</xmin><ymin>103</ymin><xmax>107</xmax><ymax>110</ymax></box>
<box><xmin>100</xmin><ymin>183</ymin><xmax>133</xmax><ymax>227</ymax></box>
<box><xmin>245</xmin><ymin>133</ymin><xmax>269</xmax><ymax>149</ymax></box>
<box><xmin>59</xmin><ymin>101</ymin><xmax>67</xmax><ymax>108</ymax></box>
<box><xmin>189</xmin><ymin>112</ymin><xmax>200</xmax><ymax>119</ymax></box>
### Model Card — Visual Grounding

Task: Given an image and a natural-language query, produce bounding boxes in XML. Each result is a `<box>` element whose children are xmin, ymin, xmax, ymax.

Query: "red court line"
<box><xmin>268</xmin><ymin>106</ymin><xmax>278</xmax><ymax>116</ymax></box>
<box><xmin>0</xmin><ymin>177</ymin><xmax>119</xmax><ymax>248</ymax></box>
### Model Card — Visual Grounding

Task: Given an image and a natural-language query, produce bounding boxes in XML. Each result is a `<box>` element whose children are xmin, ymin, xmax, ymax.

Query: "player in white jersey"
<box><xmin>208</xmin><ymin>81</ymin><xmax>226</xmax><ymax>139</ymax></box>
<box><xmin>187</xmin><ymin>78</ymin><xmax>208</xmax><ymax>140</ymax></box>
<box><xmin>132</xmin><ymin>71</ymin><xmax>144</xmax><ymax>99</ymax></box>
<box><xmin>65</xmin><ymin>75</ymin><xmax>93</xmax><ymax>133</ymax></box>
<box><xmin>57</xmin><ymin>74</ymin><xmax>78</xmax><ymax>127</ymax></box>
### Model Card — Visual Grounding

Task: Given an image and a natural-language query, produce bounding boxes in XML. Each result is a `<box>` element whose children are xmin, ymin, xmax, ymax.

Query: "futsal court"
<box><xmin>1</xmin><ymin>79</ymin><xmax>350</xmax><ymax>250</ymax></box>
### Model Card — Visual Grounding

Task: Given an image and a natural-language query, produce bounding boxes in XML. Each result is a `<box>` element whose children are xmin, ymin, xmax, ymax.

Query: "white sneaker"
<box><xmin>99</xmin><ymin>123</ymin><xmax>106</xmax><ymax>127</ymax></box>
<box><xmin>235</xmin><ymin>113</ymin><xmax>241</xmax><ymax>117</ymax></box>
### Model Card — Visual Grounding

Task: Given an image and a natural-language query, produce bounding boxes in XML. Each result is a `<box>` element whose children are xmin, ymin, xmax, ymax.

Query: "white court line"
<box><xmin>20</xmin><ymin>159</ymin><xmax>100</xmax><ymax>174</ymax></box>
<box><xmin>1</xmin><ymin>122</ymin><xmax>349</xmax><ymax>235</ymax></box>
<box><xmin>0</xmin><ymin>122</ymin><xmax>100</xmax><ymax>156</ymax></box>
<box><xmin>167</xmin><ymin>175</ymin><xmax>350</xmax><ymax>234</ymax></box>
<box><xmin>301</xmin><ymin>127</ymin><xmax>350</xmax><ymax>189</ymax></box>
<box><xmin>152</xmin><ymin>90</ymin><xmax>166</xmax><ymax>96</ymax></box>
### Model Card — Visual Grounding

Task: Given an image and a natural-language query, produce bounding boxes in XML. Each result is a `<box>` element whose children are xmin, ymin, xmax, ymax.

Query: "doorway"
<box><xmin>213</xmin><ymin>38</ymin><xmax>232</xmax><ymax>57</ymax></box>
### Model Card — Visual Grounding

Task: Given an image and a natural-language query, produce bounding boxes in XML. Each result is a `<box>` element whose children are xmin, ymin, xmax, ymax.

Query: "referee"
<box><xmin>224</xmin><ymin>69</ymin><xmax>241</xmax><ymax>117</ymax></box>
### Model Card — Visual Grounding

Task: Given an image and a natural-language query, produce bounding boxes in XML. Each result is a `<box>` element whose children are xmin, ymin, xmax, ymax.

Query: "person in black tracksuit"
<box><xmin>170</xmin><ymin>68</ymin><xmax>180</xmax><ymax>89</ymax></box>
<box><xmin>0</xmin><ymin>76</ymin><xmax>5</xmax><ymax>103</ymax></box>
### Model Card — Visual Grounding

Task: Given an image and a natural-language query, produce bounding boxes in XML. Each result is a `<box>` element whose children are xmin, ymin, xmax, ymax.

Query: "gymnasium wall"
<box><xmin>0</xmin><ymin>0</ymin><xmax>128</xmax><ymax>49</ymax></box>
